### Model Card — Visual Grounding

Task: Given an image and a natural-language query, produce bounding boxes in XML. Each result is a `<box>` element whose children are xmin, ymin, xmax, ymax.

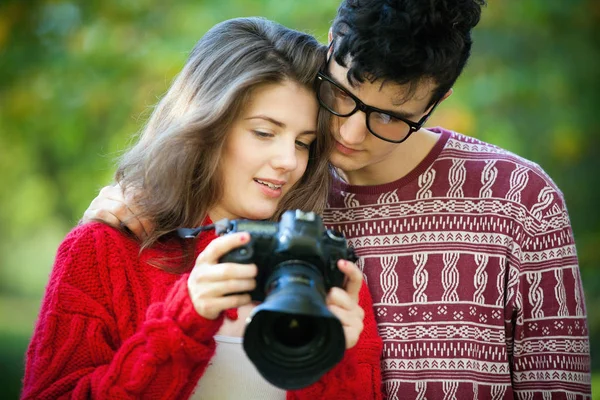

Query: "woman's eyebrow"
<box><xmin>245</xmin><ymin>115</ymin><xmax>316</xmax><ymax>135</ymax></box>
<box><xmin>245</xmin><ymin>115</ymin><xmax>285</xmax><ymax>127</ymax></box>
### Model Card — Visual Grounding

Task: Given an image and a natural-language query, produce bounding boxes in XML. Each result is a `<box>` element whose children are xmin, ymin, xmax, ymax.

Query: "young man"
<box><xmin>83</xmin><ymin>1</ymin><xmax>591</xmax><ymax>398</ymax></box>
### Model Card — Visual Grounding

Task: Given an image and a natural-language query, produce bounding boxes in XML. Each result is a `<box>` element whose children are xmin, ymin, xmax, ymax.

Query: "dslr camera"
<box><xmin>184</xmin><ymin>209</ymin><xmax>357</xmax><ymax>389</ymax></box>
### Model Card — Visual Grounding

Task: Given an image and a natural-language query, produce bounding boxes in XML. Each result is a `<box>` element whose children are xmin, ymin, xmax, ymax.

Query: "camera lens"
<box><xmin>272</xmin><ymin>314</ymin><xmax>317</xmax><ymax>348</ymax></box>
<box><xmin>243</xmin><ymin>262</ymin><xmax>345</xmax><ymax>390</ymax></box>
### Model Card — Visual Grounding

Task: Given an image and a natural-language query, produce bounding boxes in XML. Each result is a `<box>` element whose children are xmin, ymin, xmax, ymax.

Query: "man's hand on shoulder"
<box><xmin>81</xmin><ymin>184</ymin><xmax>153</xmax><ymax>240</ymax></box>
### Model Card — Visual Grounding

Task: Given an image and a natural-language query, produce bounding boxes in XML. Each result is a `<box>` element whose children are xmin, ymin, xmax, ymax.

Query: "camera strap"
<box><xmin>176</xmin><ymin>218</ymin><xmax>233</xmax><ymax>239</ymax></box>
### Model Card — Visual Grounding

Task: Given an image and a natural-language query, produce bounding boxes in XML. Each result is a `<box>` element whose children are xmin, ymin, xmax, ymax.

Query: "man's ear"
<box><xmin>439</xmin><ymin>88</ymin><xmax>453</xmax><ymax>104</ymax></box>
<box><xmin>424</xmin><ymin>88</ymin><xmax>453</xmax><ymax>114</ymax></box>
<box><xmin>327</xmin><ymin>28</ymin><xmax>335</xmax><ymax>59</ymax></box>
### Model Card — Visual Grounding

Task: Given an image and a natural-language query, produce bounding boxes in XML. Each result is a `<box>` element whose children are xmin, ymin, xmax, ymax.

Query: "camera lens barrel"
<box><xmin>243</xmin><ymin>262</ymin><xmax>346</xmax><ymax>390</ymax></box>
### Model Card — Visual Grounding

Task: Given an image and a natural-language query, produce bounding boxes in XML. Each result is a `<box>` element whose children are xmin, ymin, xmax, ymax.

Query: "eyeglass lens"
<box><xmin>318</xmin><ymin>78</ymin><xmax>412</xmax><ymax>142</ymax></box>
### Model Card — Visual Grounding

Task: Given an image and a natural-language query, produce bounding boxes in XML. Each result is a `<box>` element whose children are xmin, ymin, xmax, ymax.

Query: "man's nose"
<box><xmin>338</xmin><ymin>112</ymin><xmax>368</xmax><ymax>145</ymax></box>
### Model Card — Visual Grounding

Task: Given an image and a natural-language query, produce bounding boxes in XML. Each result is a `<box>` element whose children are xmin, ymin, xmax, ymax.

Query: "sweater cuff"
<box><xmin>155</xmin><ymin>273</ymin><xmax>224</xmax><ymax>342</ymax></box>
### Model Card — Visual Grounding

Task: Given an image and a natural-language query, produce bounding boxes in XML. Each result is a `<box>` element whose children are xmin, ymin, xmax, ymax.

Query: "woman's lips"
<box><xmin>254</xmin><ymin>178</ymin><xmax>284</xmax><ymax>198</ymax></box>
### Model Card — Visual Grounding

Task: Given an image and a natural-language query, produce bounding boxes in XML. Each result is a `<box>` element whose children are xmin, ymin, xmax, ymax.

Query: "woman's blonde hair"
<box><xmin>116</xmin><ymin>17</ymin><xmax>332</xmax><ymax>249</ymax></box>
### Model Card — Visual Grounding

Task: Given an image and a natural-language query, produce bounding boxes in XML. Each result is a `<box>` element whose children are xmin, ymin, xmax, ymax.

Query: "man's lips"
<box><xmin>335</xmin><ymin>140</ymin><xmax>359</xmax><ymax>155</ymax></box>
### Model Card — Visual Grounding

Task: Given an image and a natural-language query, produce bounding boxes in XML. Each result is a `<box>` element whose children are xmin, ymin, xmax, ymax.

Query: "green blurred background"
<box><xmin>0</xmin><ymin>0</ymin><xmax>598</xmax><ymax>398</ymax></box>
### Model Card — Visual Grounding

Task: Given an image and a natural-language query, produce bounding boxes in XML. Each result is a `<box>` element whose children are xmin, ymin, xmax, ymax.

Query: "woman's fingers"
<box><xmin>337</xmin><ymin>259</ymin><xmax>363</xmax><ymax>301</ymax></box>
<box><xmin>190</xmin><ymin>294</ymin><xmax>253</xmax><ymax>320</ymax></box>
<box><xmin>328</xmin><ymin>304</ymin><xmax>364</xmax><ymax>325</ymax></box>
<box><xmin>328</xmin><ymin>303</ymin><xmax>364</xmax><ymax>349</ymax></box>
<box><xmin>195</xmin><ymin>232</ymin><xmax>251</xmax><ymax>264</ymax></box>
<box><xmin>192</xmin><ymin>278</ymin><xmax>257</xmax><ymax>298</ymax></box>
<box><xmin>192</xmin><ymin>263</ymin><xmax>258</xmax><ymax>282</ymax></box>
<box><xmin>188</xmin><ymin>232</ymin><xmax>257</xmax><ymax>320</ymax></box>
<box><xmin>188</xmin><ymin>272</ymin><xmax>255</xmax><ymax>320</ymax></box>
<box><xmin>327</xmin><ymin>288</ymin><xmax>365</xmax><ymax>320</ymax></box>
<box><xmin>323</xmin><ymin>259</ymin><xmax>366</xmax><ymax>349</ymax></box>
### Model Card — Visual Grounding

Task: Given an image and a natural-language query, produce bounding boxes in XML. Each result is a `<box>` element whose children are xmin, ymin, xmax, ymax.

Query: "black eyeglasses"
<box><xmin>315</xmin><ymin>71</ymin><xmax>441</xmax><ymax>144</ymax></box>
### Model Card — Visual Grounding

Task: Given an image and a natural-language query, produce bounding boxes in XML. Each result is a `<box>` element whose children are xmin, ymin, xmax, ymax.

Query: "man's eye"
<box><xmin>373</xmin><ymin>112</ymin><xmax>399</xmax><ymax>125</ymax></box>
<box><xmin>334</xmin><ymin>88</ymin><xmax>350</xmax><ymax>99</ymax></box>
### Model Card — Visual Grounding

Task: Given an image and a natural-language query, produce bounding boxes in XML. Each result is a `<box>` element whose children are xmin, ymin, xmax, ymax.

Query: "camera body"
<box><xmin>217</xmin><ymin>209</ymin><xmax>356</xmax><ymax>301</ymax></box>
<box><xmin>178</xmin><ymin>209</ymin><xmax>359</xmax><ymax>389</ymax></box>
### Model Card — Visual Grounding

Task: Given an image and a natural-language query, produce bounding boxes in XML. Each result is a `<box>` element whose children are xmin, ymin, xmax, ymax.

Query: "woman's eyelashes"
<box><xmin>252</xmin><ymin>130</ymin><xmax>274</xmax><ymax>139</ymax></box>
<box><xmin>251</xmin><ymin>129</ymin><xmax>314</xmax><ymax>151</ymax></box>
<box><xmin>295</xmin><ymin>136</ymin><xmax>316</xmax><ymax>150</ymax></box>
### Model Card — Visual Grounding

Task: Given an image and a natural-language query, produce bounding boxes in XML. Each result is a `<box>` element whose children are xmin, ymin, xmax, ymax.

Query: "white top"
<box><xmin>190</xmin><ymin>335</ymin><xmax>287</xmax><ymax>400</ymax></box>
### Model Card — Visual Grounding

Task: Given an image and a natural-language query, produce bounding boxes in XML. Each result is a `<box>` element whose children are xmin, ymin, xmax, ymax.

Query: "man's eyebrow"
<box><xmin>331</xmin><ymin>71</ymin><xmax>421</xmax><ymax>120</ymax></box>
<box><xmin>386</xmin><ymin>107</ymin><xmax>419</xmax><ymax>120</ymax></box>
<box><xmin>245</xmin><ymin>115</ymin><xmax>316</xmax><ymax>135</ymax></box>
<box><xmin>381</xmin><ymin>84</ymin><xmax>421</xmax><ymax>119</ymax></box>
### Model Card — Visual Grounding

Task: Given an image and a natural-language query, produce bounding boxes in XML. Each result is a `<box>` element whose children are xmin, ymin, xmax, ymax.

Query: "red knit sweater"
<box><xmin>22</xmin><ymin>222</ymin><xmax>383</xmax><ymax>399</ymax></box>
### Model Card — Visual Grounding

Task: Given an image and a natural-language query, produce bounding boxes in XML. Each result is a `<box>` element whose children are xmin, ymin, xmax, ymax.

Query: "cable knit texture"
<box><xmin>22</xmin><ymin>222</ymin><xmax>382</xmax><ymax>399</ymax></box>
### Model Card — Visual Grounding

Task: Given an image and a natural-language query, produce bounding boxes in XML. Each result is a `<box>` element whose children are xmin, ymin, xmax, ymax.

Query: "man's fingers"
<box><xmin>196</xmin><ymin>232</ymin><xmax>251</xmax><ymax>264</ymax></box>
<box><xmin>97</xmin><ymin>185</ymin><xmax>120</xmax><ymax>200</ymax></box>
<box><xmin>93</xmin><ymin>185</ymin><xmax>134</xmax><ymax>209</ymax></box>
<box><xmin>338</xmin><ymin>259</ymin><xmax>363</xmax><ymax>301</ymax></box>
<box><xmin>82</xmin><ymin>208</ymin><xmax>122</xmax><ymax>229</ymax></box>
<box><xmin>83</xmin><ymin>197</ymin><xmax>148</xmax><ymax>239</ymax></box>
<box><xmin>138</xmin><ymin>218</ymin><xmax>154</xmax><ymax>241</ymax></box>
<box><xmin>120</xmin><ymin>185</ymin><xmax>152</xmax><ymax>237</ymax></box>
<box><xmin>81</xmin><ymin>184</ymin><xmax>152</xmax><ymax>240</ymax></box>
<box><xmin>84</xmin><ymin>186</ymin><xmax>134</xmax><ymax>222</ymax></box>
<box><xmin>121</xmin><ymin>214</ymin><xmax>149</xmax><ymax>240</ymax></box>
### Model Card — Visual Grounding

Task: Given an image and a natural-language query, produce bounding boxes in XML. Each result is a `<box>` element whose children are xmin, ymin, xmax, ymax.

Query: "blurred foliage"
<box><xmin>0</xmin><ymin>0</ymin><xmax>598</xmax><ymax>396</ymax></box>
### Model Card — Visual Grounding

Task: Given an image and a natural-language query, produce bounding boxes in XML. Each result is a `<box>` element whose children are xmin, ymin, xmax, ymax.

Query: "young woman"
<box><xmin>21</xmin><ymin>17</ymin><xmax>382</xmax><ymax>400</ymax></box>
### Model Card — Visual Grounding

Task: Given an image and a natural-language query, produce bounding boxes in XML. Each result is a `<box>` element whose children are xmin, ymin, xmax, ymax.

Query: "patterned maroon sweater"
<box><xmin>324</xmin><ymin>128</ymin><xmax>591</xmax><ymax>399</ymax></box>
<box><xmin>22</xmin><ymin>222</ymin><xmax>383</xmax><ymax>399</ymax></box>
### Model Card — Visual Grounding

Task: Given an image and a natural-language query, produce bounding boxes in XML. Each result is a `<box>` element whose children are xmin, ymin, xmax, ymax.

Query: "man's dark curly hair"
<box><xmin>331</xmin><ymin>0</ymin><xmax>486</xmax><ymax>108</ymax></box>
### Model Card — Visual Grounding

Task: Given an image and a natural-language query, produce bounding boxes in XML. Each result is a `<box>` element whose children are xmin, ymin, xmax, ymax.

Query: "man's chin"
<box><xmin>329</xmin><ymin>151</ymin><xmax>362</xmax><ymax>174</ymax></box>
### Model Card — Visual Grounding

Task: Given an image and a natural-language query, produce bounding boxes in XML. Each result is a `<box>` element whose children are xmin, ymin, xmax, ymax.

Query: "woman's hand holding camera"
<box><xmin>188</xmin><ymin>231</ymin><xmax>366</xmax><ymax>349</ymax></box>
<box><xmin>188</xmin><ymin>232</ymin><xmax>257</xmax><ymax>320</ymax></box>
<box><xmin>327</xmin><ymin>259</ymin><xmax>365</xmax><ymax>350</ymax></box>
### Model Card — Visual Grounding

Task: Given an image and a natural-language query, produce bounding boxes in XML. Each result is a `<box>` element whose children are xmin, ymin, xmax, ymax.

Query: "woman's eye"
<box><xmin>295</xmin><ymin>140</ymin><xmax>312</xmax><ymax>150</ymax></box>
<box><xmin>252</xmin><ymin>130</ymin><xmax>274</xmax><ymax>138</ymax></box>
